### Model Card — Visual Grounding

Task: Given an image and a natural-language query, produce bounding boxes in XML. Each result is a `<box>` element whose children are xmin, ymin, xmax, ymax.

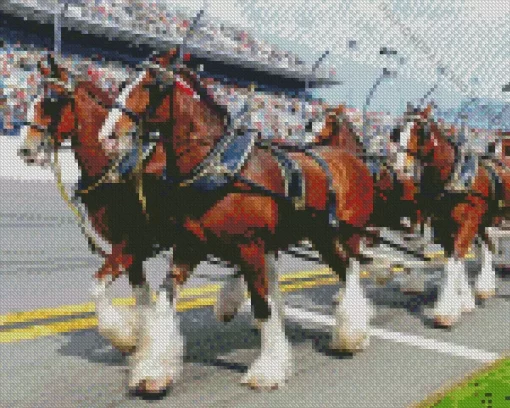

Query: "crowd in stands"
<box><xmin>28</xmin><ymin>0</ymin><xmax>333</xmax><ymax>77</ymax></box>
<box><xmin>0</xmin><ymin>40</ymin><xmax>398</xmax><ymax>152</ymax></box>
<box><xmin>0</xmin><ymin>39</ymin><xmax>329</xmax><ymax>140</ymax></box>
<box><xmin>0</xmin><ymin>40</ymin><xmax>131</xmax><ymax>133</ymax></box>
<box><xmin>201</xmin><ymin>76</ymin><xmax>328</xmax><ymax>141</ymax></box>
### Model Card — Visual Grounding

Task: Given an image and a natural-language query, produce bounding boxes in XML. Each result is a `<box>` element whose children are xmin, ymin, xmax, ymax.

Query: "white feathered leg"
<box><xmin>457</xmin><ymin>258</ymin><xmax>475</xmax><ymax>313</ymax></box>
<box><xmin>128</xmin><ymin>276</ymin><xmax>184</xmax><ymax>395</ymax></box>
<box><xmin>92</xmin><ymin>278</ymin><xmax>140</xmax><ymax>354</ymax></box>
<box><xmin>433</xmin><ymin>257</ymin><xmax>462</xmax><ymax>327</ymax></box>
<box><xmin>133</xmin><ymin>282</ymin><xmax>152</xmax><ymax>306</ymax></box>
<box><xmin>401</xmin><ymin>266</ymin><xmax>425</xmax><ymax>294</ymax></box>
<box><xmin>241</xmin><ymin>252</ymin><xmax>292</xmax><ymax>390</ymax></box>
<box><xmin>423</xmin><ymin>219</ymin><xmax>433</xmax><ymax>243</ymax></box>
<box><xmin>475</xmin><ymin>241</ymin><xmax>496</xmax><ymax>300</ymax></box>
<box><xmin>330</xmin><ymin>259</ymin><xmax>374</xmax><ymax>352</ymax></box>
<box><xmin>214</xmin><ymin>272</ymin><xmax>246</xmax><ymax>322</ymax></box>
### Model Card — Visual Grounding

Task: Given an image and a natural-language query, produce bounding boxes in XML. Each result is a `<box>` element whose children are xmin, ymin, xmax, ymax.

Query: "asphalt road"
<box><xmin>1</xmin><ymin>179</ymin><xmax>509</xmax><ymax>408</ymax></box>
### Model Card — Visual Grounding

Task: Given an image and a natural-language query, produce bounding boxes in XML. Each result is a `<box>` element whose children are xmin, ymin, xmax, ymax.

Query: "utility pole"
<box><xmin>418</xmin><ymin>66</ymin><xmax>445</xmax><ymax>108</ymax></box>
<box><xmin>362</xmin><ymin>47</ymin><xmax>400</xmax><ymax>147</ymax></box>
<box><xmin>54</xmin><ymin>1</ymin><xmax>63</xmax><ymax>56</ymax></box>
<box><xmin>303</xmin><ymin>50</ymin><xmax>330</xmax><ymax>121</ymax></box>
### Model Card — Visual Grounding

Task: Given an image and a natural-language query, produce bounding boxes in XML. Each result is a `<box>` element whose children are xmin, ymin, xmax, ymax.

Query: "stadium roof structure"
<box><xmin>1</xmin><ymin>0</ymin><xmax>340</xmax><ymax>89</ymax></box>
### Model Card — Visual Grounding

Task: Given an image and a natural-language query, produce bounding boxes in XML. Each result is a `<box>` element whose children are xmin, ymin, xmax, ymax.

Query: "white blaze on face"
<box><xmin>20</xmin><ymin>95</ymin><xmax>43</xmax><ymax>145</ymax></box>
<box><xmin>395</xmin><ymin>120</ymin><xmax>413</xmax><ymax>173</ymax></box>
<box><xmin>98</xmin><ymin>70</ymin><xmax>147</xmax><ymax>151</ymax></box>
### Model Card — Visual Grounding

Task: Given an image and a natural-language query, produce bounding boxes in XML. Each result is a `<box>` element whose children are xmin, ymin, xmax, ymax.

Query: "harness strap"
<box><xmin>20</xmin><ymin>121</ymin><xmax>49</xmax><ymax>133</ymax></box>
<box><xmin>267</xmin><ymin>145</ymin><xmax>306</xmax><ymax>210</ymax></box>
<box><xmin>480</xmin><ymin>160</ymin><xmax>505</xmax><ymax>209</ymax></box>
<box><xmin>302</xmin><ymin>149</ymin><xmax>340</xmax><ymax>227</ymax></box>
<box><xmin>175</xmin><ymin>130</ymin><xmax>237</xmax><ymax>187</ymax></box>
<box><xmin>52</xmin><ymin>148</ymin><xmax>109</xmax><ymax>258</ymax></box>
<box><xmin>111</xmin><ymin>102</ymin><xmax>141</xmax><ymax>124</ymax></box>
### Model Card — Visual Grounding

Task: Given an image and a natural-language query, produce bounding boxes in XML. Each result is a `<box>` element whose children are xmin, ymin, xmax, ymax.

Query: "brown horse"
<box><xmin>18</xmin><ymin>53</ymin><xmax>183</xmax><ymax>353</ymax></box>
<box><xmin>315</xmin><ymin>105</ymin><xmax>423</xmax><ymax>236</ymax></box>
<box><xmin>395</xmin><ymin>104</ymin><xmax>509</xmax><ymax>326</ymax></box>
<box><xmin>102</xmin><ymin>58</ymin><xmax>375</xmax><ymax>394</ymax></box>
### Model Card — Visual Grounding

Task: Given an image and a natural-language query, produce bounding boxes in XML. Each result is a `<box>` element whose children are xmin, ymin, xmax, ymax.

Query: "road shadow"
<box><xmin>56</xmin><ymin>260</ymin><xmax>506</xmax><ymax>373</ymax></box>
<box><xmin>56</xmin><ymin>307</ymin><xmax>314</xmax><ymax>375</ymax></box>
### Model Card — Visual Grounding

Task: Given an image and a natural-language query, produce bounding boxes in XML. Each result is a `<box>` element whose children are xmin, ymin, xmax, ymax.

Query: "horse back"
<box><xmin>494</xmin><ymin>163</ymin><xmax>510</xmax><ymax>208</ymax></box>
<box><xmin>312</xmin><ymin>148</ymin><xmax>373</xmax><ymax>227</ymax></box>
<box><xmin>238</xmin><ymin>146</ymin><xmax>372</xmax><ymax>227</ymax></box>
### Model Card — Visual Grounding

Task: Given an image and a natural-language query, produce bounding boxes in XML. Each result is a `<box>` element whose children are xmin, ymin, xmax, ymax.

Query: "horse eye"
<box><xmin>390</xmin><ymin>128</ymin><xmax>400</xmax><ymax>142</ymax></box>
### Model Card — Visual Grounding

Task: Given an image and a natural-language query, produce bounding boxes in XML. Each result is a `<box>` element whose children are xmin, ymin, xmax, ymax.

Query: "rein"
<box><xmin>52</xmin><ymin>146</ymin><xmax>110</xmax><ymax>258</ymax></box>
<box><xmin>24</xmin><ymin>79</ymin><xmax>147</xmax><ymax>258</ymax></box>
<box><xmin>73</xmin><ymin>86</ymin><xmax>145</xmax><ymax>196</ymax></box>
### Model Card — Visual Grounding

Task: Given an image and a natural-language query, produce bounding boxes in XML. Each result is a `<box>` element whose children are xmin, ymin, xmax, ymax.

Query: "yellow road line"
<box><xmin>0</xmin><ymin>303</ymin><xmax>96</xmax><ymax>326</ymax></box>
<box><xmin>281</xmin><ymin>277</ymin><xmax>338</xmax><ymax>292</ymax></box>
<box><xmin>279</xmin><ymin>268</ymin><xmax>334</xmax><ymax>282</ymax></box>
<box><xmin>0</xmin><ymin>297</ymin><xmax>219</xmax><ymax>343</ymax></box>
<box><xmin>0</xmin><ymin>269</ymin><xmax>334</xmax><ymax>327</ymax></box>
<box><xmin>0</xmin><ymin>274</ymin><xmax>342</xmax><ymax>343</ymax></box>
<box><xmin>1</xmin><ymin>253</ymin><xmax>474</xmax><ymax>342</ymax></box>
<box><xmin>0</xmin><ymin>317</ymin><xmax>98</xmax><ymax>343</ymax></box>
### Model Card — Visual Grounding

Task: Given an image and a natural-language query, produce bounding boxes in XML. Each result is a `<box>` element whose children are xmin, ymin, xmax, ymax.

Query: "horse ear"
<box><xmin>47</xmin><ymin>53</ymin><xmax>59</xmax><ymax>78</ymax></box>
<box><xmin>424</xmin><ymin>103</ymin><xmax>435</xmax><ymax>117</ymax></box>
<box><xmin>37</xmin><ymin>60</ymin><xmax>51</xmax><ymax>77</ymax></box>
<box><xmin>390</xmin><ymin>127</ymin><xmax>401</xmax><ymax>143</ymax></box>
<box><xmin>335</xmin><ymin>104</ymin><xmax>346</xmax><ymax>115</ymax></box>
<box><xmin>154</xmin><ymin>47</ymin><xmax>180</xmax><ymax>68</ymax></box>
<box><xmin>46</xmin><ymin>53</ymin><xmax>70</xmax><ymax>82</ymax></box>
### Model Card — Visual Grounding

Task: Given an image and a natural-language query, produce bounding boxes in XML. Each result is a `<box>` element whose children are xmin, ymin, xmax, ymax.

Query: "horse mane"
<box><xmin>336</xmin><ymin>105</ymin><xmax>365</xmax><ymax>150</ymax></box>
<box><xmin>75</xmin><ymin>80</ymin><xmax>116</xmax><ymax>107</ymax></box>
<box><xmin>176</xmin><ymin>67</ymin><xmax>231</xmax><ymax>128</ymax></box>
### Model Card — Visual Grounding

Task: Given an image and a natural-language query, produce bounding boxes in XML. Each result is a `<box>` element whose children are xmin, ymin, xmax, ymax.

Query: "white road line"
<box><xmin>283</xmin><ymin>306</ymin><xmax>500</xmax><ymax>363</ymax></box>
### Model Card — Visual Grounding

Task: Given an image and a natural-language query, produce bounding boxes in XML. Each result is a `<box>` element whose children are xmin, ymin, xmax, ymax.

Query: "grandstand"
<box><xmin>1</xmin><ymin>0</ymin><xmax>339</xmax><ymax>136</ymax></box>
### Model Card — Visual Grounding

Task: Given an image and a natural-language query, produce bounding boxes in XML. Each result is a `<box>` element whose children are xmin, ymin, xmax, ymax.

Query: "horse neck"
<box><xmin>71</xmin><ymin>85</ymin><xmax>111</xmax><ymax>179</ymax></box>
<box><xmin>339</xmin><ymin>116</ymin><xmax>364</xmax><ymax>156</ymax></box>
<box><xmin>167</xmin><ymin>75</ymin><xmax>228</xmax><ymax>176</ymax></box>
<box><xmin>318</xmin><ymin>115</ymin><xmax>363</xmax><ymax>155</ymax></box>
<box><xmin>420</xmin><ymin>123</ymin><xmax>456</xmax><ymax>185</ymax></box>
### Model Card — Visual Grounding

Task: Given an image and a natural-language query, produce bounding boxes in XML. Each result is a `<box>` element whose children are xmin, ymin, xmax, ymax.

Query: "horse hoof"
<box><xmin>215</xmin><ymin>309</ymin><xmax>237</xmax><ymax>323</ymax></box>
<box><xmin>330</xmin><ymin>333</ymin><xmax>369</xmax><ymax>353</ymax></box>
<box><xmin>433</xmin><ymin>316</ymin><xmax>455</xmax><ymax>328</ymax></box>
<box><xmin>130</xmin><ymin>378</ymin><xmax>173</xmax><ymax>397</ymax></box>
<box><xmin>400</xmin><ymin>289</ymin><xmax>424</xmax><ymax>295</ymax></box>
<box><xmin>475</xmin><ymin>290</ymin><xmax>495</xmax><ymax>300</ymax></box>
<box><xmin>240</xmin><ymin>344</ymin><xmax>292</xmax><ymax>391</ymax></box>
<box><xmin>461</xmin><ymin>305</ymin><xmax>476</xmax><ymax>313</ymax></box>
<box><xmin>219</xmin><ymin>314</ymin><xmax>235</xmax><ymax>323</ymax></box>
<box><xmin>241</xmin><ymin>378</ymin><xmax>279</xmax><ymax>391</ymax></box>
<box><xmin>120</xmin><ymin>348</ymin><xmax>136</xmax><ymax>358</ymax></box>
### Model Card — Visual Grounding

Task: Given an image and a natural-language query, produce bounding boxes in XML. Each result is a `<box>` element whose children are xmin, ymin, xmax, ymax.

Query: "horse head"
<box><xmin>19</xmin><ymin>53</ymin><xmax>129</xmax><ymax>179</ymax></box>
<box><xmin>102</xmin><ymin>50</ymin><xmax>231</xmax><ymax>176</ymax></box>
<box><xmin>18</xmin><ymin>53</ymin><xmax>75</xmax><ymax>166</ymax></box>
<box><xmin>399</xmin><ymin>103</ymin><xmax>457</xmax><ymax>184</ymax></box>
<box><xmin>315</xmin><ymin>104</ymin><xmax>364</xmax><ymax>155</ymax></box>
<box><xmin>98</xmin><ymin>48</ymin><xmax>182</xmax><ymax>154</ymax></box>
<box><xmin>395</xmin><ymin>103</ymin><xmax>438</xmax><ymax>160</ymax></box>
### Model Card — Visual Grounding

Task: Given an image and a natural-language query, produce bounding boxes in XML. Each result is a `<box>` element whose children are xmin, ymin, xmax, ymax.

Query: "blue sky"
<box><xmin>162</xmin><ymin>0</ymin><xmax>509</xmax><ymax>121</ymax></box>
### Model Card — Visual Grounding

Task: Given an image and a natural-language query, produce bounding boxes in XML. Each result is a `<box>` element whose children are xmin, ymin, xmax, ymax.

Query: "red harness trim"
<box><xmin>175</xmin><ymin>77</ymin><xmax>198</xmax><ymax>98</ymax></box>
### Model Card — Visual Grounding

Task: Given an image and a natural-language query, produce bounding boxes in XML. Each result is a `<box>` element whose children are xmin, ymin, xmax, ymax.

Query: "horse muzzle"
<box><xmin>17</xmin><ymin>147</ymin><xmax>50</xmax><ymax>166</ymax></box>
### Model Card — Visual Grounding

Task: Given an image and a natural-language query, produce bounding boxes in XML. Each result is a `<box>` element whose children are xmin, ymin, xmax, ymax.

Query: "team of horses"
<box><xmin>19</xmin><ymin>50</ymin><xmax>509</xmax><ymax>397</ymax></box>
